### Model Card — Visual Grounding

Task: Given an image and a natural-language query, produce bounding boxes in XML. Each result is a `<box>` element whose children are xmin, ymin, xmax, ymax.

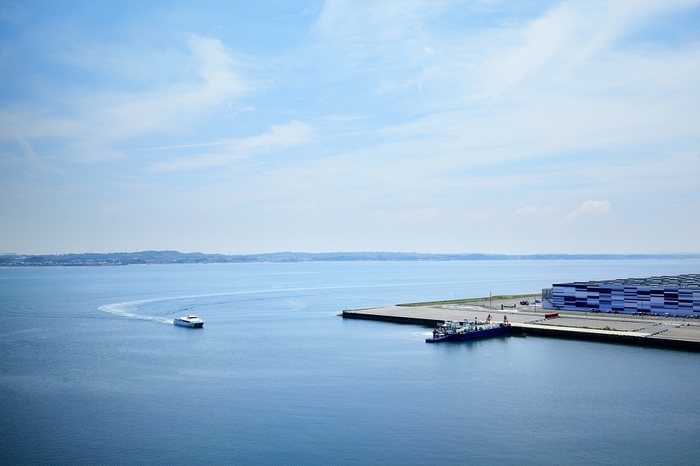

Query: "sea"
<box><xmin>1</xmin><ymin>259</ymin><xmax>700</xmax><ymax>465</ymax></box>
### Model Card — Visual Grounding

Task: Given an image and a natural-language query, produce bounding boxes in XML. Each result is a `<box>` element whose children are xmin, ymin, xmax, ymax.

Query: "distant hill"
<box><xmin>1</xmin><ymin>250</ymin><xmax>699</xmax><ymax>266</ymax></box>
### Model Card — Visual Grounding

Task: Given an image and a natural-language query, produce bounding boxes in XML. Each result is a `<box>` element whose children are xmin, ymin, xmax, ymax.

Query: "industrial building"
<box><xmin>542</xmin><ymin>274</ymin><xmax>700</xmax><ymax>316</ymax></box>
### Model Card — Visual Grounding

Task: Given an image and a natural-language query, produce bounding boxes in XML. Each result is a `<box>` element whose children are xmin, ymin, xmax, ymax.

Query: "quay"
<box><xmin>341</xmin><ymin>297</ymin><xmax>700</xmax><ymax>351</ymax></box>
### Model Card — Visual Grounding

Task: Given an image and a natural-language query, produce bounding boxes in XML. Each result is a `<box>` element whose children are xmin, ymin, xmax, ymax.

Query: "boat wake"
<box><xmin>98</xmin><ymin>281</ymin><xmax>487</xmax><ymax>325</ymax></box>
<box><xmin>98</xmin><ymin>299</ymin><xmax>174</xmax><ymax>325</ymax></box>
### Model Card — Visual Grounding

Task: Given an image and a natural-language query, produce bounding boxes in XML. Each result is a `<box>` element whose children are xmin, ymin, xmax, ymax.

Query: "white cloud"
<box><xmin>1</xmin><ymin>35</ymin><xmax>250</xmax><ymax>162</ymax></box>
<box><xmin>236</xmin><ymin>121</ymin><xmax>311</xmax><ymax>151</ymax></box>
<box><xmin>309</xmin><ymin>0</ymin><xmax>700</xmax><ymax>108</ymax></box>
<box><xmin>150</xmin><ymin>121</ymin><xmax>312</xmax><ymax>171</ymax></box>
<box><xmin>80</xmin><ymin>35</ymin><xmax>248</xmax><ymax>145</ymax></box>
<box><xmin>565</xmin><ymin>200</ymin><xmax>613</xmax><ymax>221</ymax></box>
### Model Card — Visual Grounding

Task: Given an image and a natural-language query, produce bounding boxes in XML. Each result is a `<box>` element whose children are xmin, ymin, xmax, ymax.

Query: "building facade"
<box><xmin>542</xmin><ymin>274</ymin><xmax>700</xmax><ymax>316</ymax></box>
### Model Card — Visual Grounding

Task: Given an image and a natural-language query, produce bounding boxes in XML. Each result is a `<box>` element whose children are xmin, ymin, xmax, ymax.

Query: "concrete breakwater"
<box><xmin>341</xmin><ymin>300</ymin><xmax>700</xmax><ymax>351</ymax></box>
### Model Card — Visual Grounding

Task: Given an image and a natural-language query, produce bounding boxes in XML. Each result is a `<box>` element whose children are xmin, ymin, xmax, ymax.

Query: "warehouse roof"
<box><xmin>555</xmin><ymin>274</ymin><xmax>700</xmax><ymax>290</ymax></box>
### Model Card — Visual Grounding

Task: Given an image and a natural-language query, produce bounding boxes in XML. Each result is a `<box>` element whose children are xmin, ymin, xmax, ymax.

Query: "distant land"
<box><xmin>1</xmin><ymin>251</ymin><xmax>700</xmax><ymax>266</ymax></box>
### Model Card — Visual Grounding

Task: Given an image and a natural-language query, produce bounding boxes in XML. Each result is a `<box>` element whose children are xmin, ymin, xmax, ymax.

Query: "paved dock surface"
<box><xmin>342</xmin><ymin>301</ymin><xmax>700</xmax><ymax>351</ymax></box>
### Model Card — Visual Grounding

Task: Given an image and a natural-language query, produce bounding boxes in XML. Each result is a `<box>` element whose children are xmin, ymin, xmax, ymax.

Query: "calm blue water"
<box><xmin>1</xmin><ymin>260</ymin><xmax>700</xmax><ymax>465</ymax></box>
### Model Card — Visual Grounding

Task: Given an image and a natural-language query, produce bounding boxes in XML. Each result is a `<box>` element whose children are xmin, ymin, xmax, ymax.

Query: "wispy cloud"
<box><xmin>1</xmin><ymin>35</ymin><xmax>250</xmax><ymax>162</ymax></box>
<box><xmin>480</xmin><ymin>0</ymin><xmax>700</xmax><ymax>98</ymax></box>
<box><xmin>150</xmin><ymin>121</ymin><xmax>312</xmax><ymax>171</ymax></box>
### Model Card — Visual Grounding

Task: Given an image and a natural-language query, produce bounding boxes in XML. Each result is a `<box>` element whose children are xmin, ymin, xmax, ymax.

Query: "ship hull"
<box><xmin>426</xmin><ymin>324</ymin><xmax>510</xmax><ymax>343</ymax></box>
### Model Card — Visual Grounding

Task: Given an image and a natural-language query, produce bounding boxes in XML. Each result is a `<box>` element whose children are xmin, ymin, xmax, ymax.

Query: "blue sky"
<box><xmin>1</xmin><ymin>0</ymin><xmax>699</xmax><ymax>254</ymax></box>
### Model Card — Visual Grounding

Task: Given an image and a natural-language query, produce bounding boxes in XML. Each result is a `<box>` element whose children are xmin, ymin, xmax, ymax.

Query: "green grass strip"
<box><xmin>397</xmin><ymin>293</ymin><xmax>541</xmax><ymax>307</ymax></box>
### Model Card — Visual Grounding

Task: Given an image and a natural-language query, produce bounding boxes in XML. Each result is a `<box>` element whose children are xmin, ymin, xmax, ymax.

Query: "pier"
<box><xmin>341</xmin><ymin>298</ymin><xmax>700</xmax><ymax>351</ymax></box>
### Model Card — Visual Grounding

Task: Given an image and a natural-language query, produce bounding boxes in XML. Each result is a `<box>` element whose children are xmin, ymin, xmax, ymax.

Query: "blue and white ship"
<box><xmin>426</xmin><ymin>315</ymin><xmax>510</xmax><ymax>343</ymax></box>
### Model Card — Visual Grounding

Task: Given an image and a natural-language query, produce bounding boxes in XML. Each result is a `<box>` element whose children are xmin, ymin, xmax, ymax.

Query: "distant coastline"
<box><xmin>1</xmin><ymin>250</ymin><xmax>699</xmax><ymax>266</ymax></box>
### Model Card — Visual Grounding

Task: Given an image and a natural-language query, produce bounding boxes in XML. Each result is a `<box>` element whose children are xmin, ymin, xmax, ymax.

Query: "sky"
<box><xmin>1</xmin><ymin>0</ymin><xmax>699</xmax><ymax>255</ymax></box>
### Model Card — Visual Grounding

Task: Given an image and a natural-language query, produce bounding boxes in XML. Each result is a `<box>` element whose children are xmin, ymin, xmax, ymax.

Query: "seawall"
<box><xmin>341</xmin><ymin>304</ymin><xmax>700</xmax><ymax>352</ymax></box>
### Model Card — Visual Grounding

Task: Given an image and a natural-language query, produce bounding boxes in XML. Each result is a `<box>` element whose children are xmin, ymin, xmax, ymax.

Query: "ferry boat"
<box><xmin>426</xmin><ymin>315</ymin><xmax>510</xmax><ymax>343</ymax></box>
<box><xmin>174</xmin><ymin>315</ymin><xmax>204</xmax><ymax>328</ymax></box>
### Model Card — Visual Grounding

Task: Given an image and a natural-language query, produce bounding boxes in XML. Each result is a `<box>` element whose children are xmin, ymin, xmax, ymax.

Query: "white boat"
<box><xmin>174</xmin><ymin>315</ymin><xmax>204</xmax><ymax>328</ymax></box>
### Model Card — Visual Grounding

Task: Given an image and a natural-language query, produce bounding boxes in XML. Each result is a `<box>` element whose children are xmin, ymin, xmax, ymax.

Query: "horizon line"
<box><xmin>3</xmin><ymin>250</ymin><xmax>700</xmax><ymax>258</ymax></box>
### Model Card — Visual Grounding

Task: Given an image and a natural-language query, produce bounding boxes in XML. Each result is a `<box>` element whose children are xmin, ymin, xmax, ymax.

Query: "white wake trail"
<box><xmin>99</xmin><ymin>280</ymin><xmax>476</xmax><ymax>324</ymax></box>
<box><xmin>98</xmin><ymin>299</ymin><xmax>174</xmax><ymax>325</ymax></box>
